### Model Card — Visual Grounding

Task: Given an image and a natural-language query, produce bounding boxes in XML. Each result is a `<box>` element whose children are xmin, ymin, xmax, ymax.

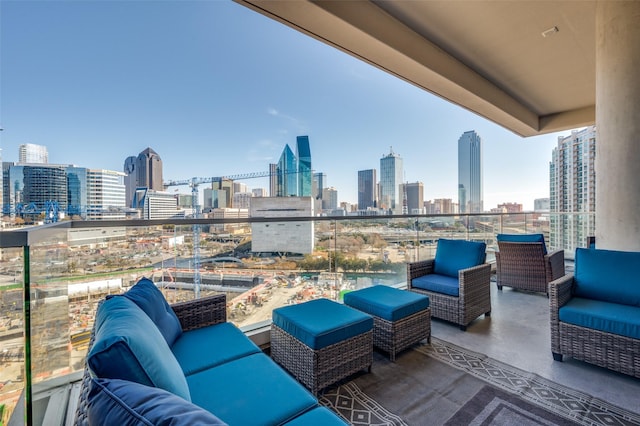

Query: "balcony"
<box><xmin>4</xmin><ymin>212</ymin><xmax>639</xmax><ymax>425</ymax></box>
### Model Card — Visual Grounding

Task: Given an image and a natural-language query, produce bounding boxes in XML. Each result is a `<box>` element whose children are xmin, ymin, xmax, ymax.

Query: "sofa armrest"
<box><xmin>544</xmin><ymin>249</ymin><xmax>566</xmax><ymax>282</ymax></box>
<box><xmin>407</xmin><ymin>259</ymin><xmax>435</xmax><ymax>289</ymax></box>
<box><xmin>458</xmin><ymin>263</ymin><xmax>492</xmax><ymax>301</ymax></box>
<box><xmin>171</xmin><ymin>294</ymin><xmax>227</xmax><ymax>332</ymax></box>
<box><xmin>549</xmin><ymin>273</ymin><xmax>574</xmax><ymax>354</ymax></box>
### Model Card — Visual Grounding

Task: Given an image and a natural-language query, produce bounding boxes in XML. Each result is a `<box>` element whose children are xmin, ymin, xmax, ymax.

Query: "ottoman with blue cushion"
<box><xmin>271</xmin><ymin>298</ymin><xmax>373</xmax><ymax>395</ymax></box>
<box><xmin>343</xmin><ymin>285</ymin><xmax>431</xmax><ymax>361</ymax></box>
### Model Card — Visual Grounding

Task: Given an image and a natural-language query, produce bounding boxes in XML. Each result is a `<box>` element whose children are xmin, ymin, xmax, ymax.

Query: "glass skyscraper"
<box><xmin>379</xmin><ymin>147</ymin><xmax>403</xmax><ymax>211</ymax></box>
<box><xmin>19</xmin><ymin>143</ymin><xmax>48</xmax><ymax>164</ymax></box>
<box><xmin>458</xmin><ymin>131</ymin><xmax>483</xmax><ymax>214</ymax></box>
<box><xmin>358</xmin><ymin>169</ymin><xmax>377</xmax><ymax>210</ymax></box>
<box><xmin>296</xmin><ymin>136</ymin><xmax>312</xmax><ymax>197</ymax></box>
<box><xmin>277</xmin><ymin>144</ymin><xmax>298</xmax><ymax>197</ymax></box>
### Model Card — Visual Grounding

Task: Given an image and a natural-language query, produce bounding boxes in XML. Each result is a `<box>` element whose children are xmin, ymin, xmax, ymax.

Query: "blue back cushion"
<box><xmin>88</xmin><ymin>378</ymin><xmax>227</xmax><ymax>425</ymax></box>
<box><xmin>433</xmin><ymin>239</ymin><xmax>486</xmax><ymax>278</ymax></box>
<box><xmin>574</xmin><ymin>248</ymin><xmax>640</xmax><ymax>307</ymax></box>
<box><xmin>496</xmin><ymin>233</ymin><xmax>547</xmax><ymax>254</ymax></box>
<box><xmin>122</xmin><ymin>277</ymin><xmax>182</xmax><ymax>347</ymax></box>
<box><xmin>88</xmin><ymin>296</ymin><xmax>191</xmax><ymax>401</ymax></box>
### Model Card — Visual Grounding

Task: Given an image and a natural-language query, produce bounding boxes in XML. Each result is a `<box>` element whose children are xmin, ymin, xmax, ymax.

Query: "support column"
<box><xmin>595</xmin><ymin>1</ymin><xmax>640</xmax><ymax>251</ymax></box>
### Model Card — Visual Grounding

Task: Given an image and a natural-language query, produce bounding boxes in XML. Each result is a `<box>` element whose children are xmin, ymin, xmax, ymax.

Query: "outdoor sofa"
<box><xmin>74</xmin><ymin>278</ymin><xmax>346</xmax><ymax>425</ymax></box>
<box><xmin>550</xmin><ymin>248</ymin><xmax>640</xmax><ymax>378</ymax></box>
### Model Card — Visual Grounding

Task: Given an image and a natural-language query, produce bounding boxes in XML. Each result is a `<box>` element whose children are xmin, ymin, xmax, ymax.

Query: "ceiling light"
<box><xmin>541</xmin><ymin>26</ymin><xmax>559</xmax><ymax>38</ymax></box>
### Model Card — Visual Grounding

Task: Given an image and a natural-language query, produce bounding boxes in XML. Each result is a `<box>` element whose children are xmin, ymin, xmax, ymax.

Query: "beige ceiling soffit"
<box><xmin>236</xmin><ymin>0</ymin><xmax>541</xmax><ymax>136</ymax></box>
<box><xmin>539</xmin><ymin>105</ymin><xmax>595</xmax><ymax>134</ymax></box>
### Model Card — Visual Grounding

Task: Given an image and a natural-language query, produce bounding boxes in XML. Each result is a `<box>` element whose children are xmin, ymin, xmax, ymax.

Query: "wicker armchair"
<box><xmin>407</xmin><ymin>239</ymin><xmax>491</xmax><ymax>331</ymax></box>
<box><xmin>495</xmin><ymin>240</ymin><xmax>565</xmax><ymax>296</ymax></box>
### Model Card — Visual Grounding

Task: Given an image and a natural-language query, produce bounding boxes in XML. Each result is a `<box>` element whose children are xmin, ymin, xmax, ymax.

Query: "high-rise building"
<box><xmin>424</xmin><ymin>198</ymin><xmax>457</xmax><ymax>214</ymax></box>
<box><xmin>268</xmin><ymin>163</ymin><xmax>278</xmax><ymax>197</ymax></box>
<box><xmin>277</xmin><ymin>144</ymin><xmax>297</xmax><ymax>197</ymax></box>
<box><xmin>358</xmin><ymin>169</ymin><xmax>377</xmax><ymax>210</ymax></box>
<box><xmin>23</xmin><ymin>165</ymin><xmax>68</xmax><ymax>213</ymax></box>
<box><xmin>19</xmin><ymin>143</ymin><xmax>48</xmax><ymax>164</ymax></box>
<box><xmin>86</xmin><ymin>169</ymin><xmax>126</xmax><ymax>220</ymax></box>
<box><xmin>297</xmin><ymin>136</ymin><xmax>312</xmax><ymax>197</ymax></box>
<box><xmin>312</xmin><ymin>172</ymin><xmax>326</xmax><ymax>202</ymax></box>
<box><xmin>123</xmin><ymin>156</ymin><xmax>137</xmax><ymax>208</ymax></box>
<box><xmin>549</xmin><ymin>126</ymin><xmax>596</xmax><ymax>253</ymax></box>
<box><xmin>401</xmin><ymin>182</ymin><xmax>424</xmax><ymax>214</ymax></box>
<box><xmin>233</xmin><ymin>192</ymin><xmax>252</xmax><ymax>209</ymax></box>
<box><xmin>458</xmin><ymin>131</ymin><xmax>483</xmax><ymax>213</ymax></box>
<box><xmin>379</xmin><ymin>147</ymin><xmax>403</xmax><ymax>211</ymax></box>
<box><xmin>211</xmin><ymin>179</ymin><xmax>233</xmax><ymax>208</ymax></box>
<box><xmin>132</xmin><ymin>188</ymin><xmax>182</xmax><ymax>220</ymax></box>
<box><xmin>136</xmin><ymin>148</ymin><xmax>163</xmax><ymax>191</ymax></box>
<box><xmin>322</xmin><ymin>187</ymin><xmax>338</xmax><ymax>210</ymax></box>
<box><xmin>252</xmin><ymin>188</ymin><xmax>268</xmax><ymax>198</ymax></box>
<box><xmin>534</xmin><ymin>198</ymin><xmax>550</xmax><ymax>212</ymax></box>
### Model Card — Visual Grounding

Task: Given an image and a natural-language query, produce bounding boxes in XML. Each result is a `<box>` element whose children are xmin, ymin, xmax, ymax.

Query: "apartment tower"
<box><xmin>379</xmin><ymin>147</ymin><xmax>403</xmax><ymax>212</ymax></box>
<box><xmin>458</xmin><ymin>131</ymin><xmax>483</xmax><ymax>214</ymax></box>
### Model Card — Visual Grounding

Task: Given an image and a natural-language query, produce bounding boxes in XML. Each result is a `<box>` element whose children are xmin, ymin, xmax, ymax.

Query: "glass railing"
<box><xmin>0</xmin><ymin>211</ymin><xmax>594</xmax><ymax>424</ymax></box>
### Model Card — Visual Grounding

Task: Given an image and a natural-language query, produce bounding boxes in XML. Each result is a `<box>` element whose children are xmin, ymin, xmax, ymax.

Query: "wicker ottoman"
<box><xmin>344</xmin><ymin>286</ymin><xmax>431</xmax><ymax>361</ymax></box>
<box><xmin>271</xmin><ymin>298</ymin><xmax>373</xmax><ymax>395</ymax></box>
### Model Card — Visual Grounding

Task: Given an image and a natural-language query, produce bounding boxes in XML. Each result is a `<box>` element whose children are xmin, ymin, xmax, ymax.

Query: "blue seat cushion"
<box><xmin>172</xmin><ymin>322</ymin><xmax>261</xmax><ymax>376</ymax></box>
<box><xmin>272</xmin><ymin>298</ymin><xmax>373</xmax><ymax>350</ymax></box>
<box><xmin>559</xmin><ymin>297</ymin><xmax>640</xmax><ymax>340</ymax></box>
<box><xmin>284</xmin><ymin>407</ymin><xmax>348</xmax><ymax>425</ymax></box>
<box><xmin>87</xmin><ymin>378</ymin><xmax>227</xmax><ymax>425</ymax></box>
<box><xmin>121</xmin><ymin>277</ymin><xmax>183</xmax><ymax>346</ymax></box>
<box><xmin>88</xmin><ymin>296</ymin><xmax>191</xmax><ymax>401</ymax></box>
<box><xmin>187</xmin><ymin>353</ymin><xmax>318</xmax><ymax>426</ymax></box>
<box><xmin>433</xmin><ymin>239</ymin><xmax>486</xmax><ymax>278</ymax></box>
<box><xmin>496</xmin><ymin>233</ymin><xmax>547</xmax><ymax>254</ymax></box>
<box><xmin>343</xmin><ymin>285</ymin><xmax>429</xmax><ymax>322</ymax></box>
<box><xmin>411</xmin><ymin>273</ymin><xmax>460</xmax><ymax>297</ymax></box>
<box><xmin>574</xmin><ymin>248</ymin><xmax>640</xmax><ymax>307</ymax></box>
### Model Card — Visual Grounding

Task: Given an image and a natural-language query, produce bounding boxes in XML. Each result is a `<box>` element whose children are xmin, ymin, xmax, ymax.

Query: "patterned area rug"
<box><xmin>319</xmin><ymin>337</ymin><xmax>640</xmax><ymax>426</ymax></box>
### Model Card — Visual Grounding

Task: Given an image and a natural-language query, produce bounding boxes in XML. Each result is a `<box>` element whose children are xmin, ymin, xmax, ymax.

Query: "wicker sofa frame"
<box><xmin>496</xmin><ymin>241</ymin><xmax>565</xmax><ymax>295</ymax></box>
<box><xmin>270</xmin><ymin>324</ymin><xmax>373</xmax><ymax>396</ymax></box>
<box><xmin>550</xmin><ymin>274</ymin><xmax>640</xmax><ymax>378</ymax></box>
<box><xmin>407</xmin><ymin>259</ymin><xmax>491</xmax><ymax>331</ymax></box>
<box><xmin>74</xmin><ymin>294</ymin><xmax>228</xmax><ymax>425</ymax></box>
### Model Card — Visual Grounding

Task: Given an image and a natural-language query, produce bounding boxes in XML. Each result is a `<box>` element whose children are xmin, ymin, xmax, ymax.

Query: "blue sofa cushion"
<box><xmin>284</xmin><ymin>407</ymin><xmax>348</xmax><ymax>425</ymax></box>
<box><xmin>559</xmin><ymin>297</ymin><xmax>640</xmax><ymax>340</ymax></box>
<box><xmin>272</xmin><ymin>298</ymin><xmax>373</xmax><ymax>350</ymax></box>
<box><xmin>121</xmin><ymin>277</ymin><xmax>183</xmax><ymax>346</ymax></box>
<box><xmin>497</xmin><ymin>233</ymin><xmax>547</xmax><ymax>254</ymax></box>
<box><xmin>343</xmin><ymin>285</ymin><xmax>429</xmax><ymax>322</ymax></box>
<box><xmin>88</xmin><ymin>296</ymin><xmax>191</xmax><ymax>401</ymax></box>
<box><xmin>87</xmin><ymin>378</ymin><xmax>227</xmax><ymax>426</ymax></box>
<box><xmin>187</xmin><ymin>353</ymin><xmax>318</xmax><ymax>426</ymax></box>
<box><xmin>574</xmin><ymin>248</ymin><xmax>640</xmax><ymax>307</ymax></box>
<box><xmin>411</xmin><ymin>273</ymin><xmax>460</xmax><ymax>297</ymax></box>
<box><xmin>172</xmin><ymin>322</ymin><xmax>261</xmax><ymax>376</ymax></box>
<box><xmin>433</xmin><ymin>239</ymin><xmax>486</xmax><ymax>278</ymax></box>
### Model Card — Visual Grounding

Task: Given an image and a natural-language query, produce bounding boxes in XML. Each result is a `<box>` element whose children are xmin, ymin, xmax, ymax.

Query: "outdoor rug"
<box><xmin>319</xmin><ymin>337</ymin><xmax>640</xmax><ymax>426</ymax></box>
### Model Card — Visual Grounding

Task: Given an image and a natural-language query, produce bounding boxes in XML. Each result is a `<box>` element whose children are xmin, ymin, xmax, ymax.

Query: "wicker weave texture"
<box><xmin>496</xmin><ymin>242</ymin><xmax>565</xmax><ymax>294</ymax></box>
<box><xmin>550</xmin><ymin>275</ymin><xmax>640</xmax><ymax>378</ymax></box>
<box><xmin>407</xmin><ymin>261</ymin><xmax>491</xmax><ymax>329</ymax></box>
<box><xmin>270</xmin><ymin>324</ymin><xmax>372</xmax><ymax>395</ymax></box>
<box><xmin>372</xmin><ymin>308</ymin><xmax>431</xmax><ymax>361</ymax></box>
<box><xmin>74</xmin><ymin>294</ymin><xmax>228</xmax><ymax>425</ymax></box>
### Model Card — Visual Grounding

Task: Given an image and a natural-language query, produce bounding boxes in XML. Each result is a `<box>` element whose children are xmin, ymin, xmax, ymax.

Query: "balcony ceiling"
<box><xmin>235</xmin><ymin>0</ymin><xmax>596</xmax><ymax>137</ymax></box>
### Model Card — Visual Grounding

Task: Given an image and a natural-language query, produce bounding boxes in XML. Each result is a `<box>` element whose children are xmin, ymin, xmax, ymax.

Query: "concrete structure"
<box><xmin>236</xmin><ymin>1</ymin><xmax>640</xmax><ymax>251</ymax></box>
<box><xmin>379</xmin><ymin>147</ymin><xmax>403</xmax><ymax>212</ymax></box>
<box><xmin>357</xmin><ymin>169</ymin><xmax>377</xmax><ymax>210</ymax></box>
<box><xmin>209</xmin><ymin>207</ymin><xmax>249</xmax><ymax>233</ymax></box>
<box><xmin>458</xmin><ymin>131</ymin><xmax>483</xmax><ymax>214</ymax></box>
<box><xmin>550</xmin><ymin>126</ymin><xmax>596</xmax><ymax>254</ymax></box>
<box><xmin>252</xmin><ymin>188</ymin><xmax>268</xmax><ymax>198</ymax></box>
<box><xmin>18</xmin><ymin>143</ymin><xmax>48</xmax><ymax>164</ymax></box>
<box><xmin>232</xmin><ymin>192</ymin><xmax>252</xmax><ymax>209</ymax></box>
<box><xmin>250</xmin><ymin>197</ymin><xmax>314</xmax><ymax>254</ymax></box>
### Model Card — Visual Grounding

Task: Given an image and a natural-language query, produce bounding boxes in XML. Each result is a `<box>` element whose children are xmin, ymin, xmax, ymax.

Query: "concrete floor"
<box><xmin>432</xmin><ymin>277</ymin><xmax>640</xmax><ymax>415</ymax></box>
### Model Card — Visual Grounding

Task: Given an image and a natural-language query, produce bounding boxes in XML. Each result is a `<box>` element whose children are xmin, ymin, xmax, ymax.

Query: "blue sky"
<box><xmin>1</xmin><ymin>0</ymin><xmax>573</xmax><ymax>210</ymax></box>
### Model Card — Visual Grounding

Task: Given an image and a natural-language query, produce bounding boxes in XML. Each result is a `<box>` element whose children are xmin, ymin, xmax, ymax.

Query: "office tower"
<box><xmin>132</xmin><ymin>188</ymin><xmax>182</xmax><ymax>220</ymax></box>
<box><xmin>534</xmin><ymin>198</ymin><xmax>550</xmax><ymax>212</ymax></box>
<box><xmin>380</xmin><ymin>147</ymin><xmax>403</xmax><ymax>211</ymax></box>
<box><xmin>0</xmin><ymin>150</ymin><xmax>3</xmax><ymax>220</ymax></box>
<box><xmin>66</xmin><ymin>167</ymin><xmax>88</xmax><ymax>217</ymax></box>
<box><xmin>458</xmin><ymin>131</ymin><xmax>483</xmax><ymax>213</ymax></box>
<box><xmin>297</xmin><ymin>136</ymin><xmax>312</xmax><ymax>197</ymax></box>
<box><xmin>22</xmin><ymin>165</ymin><xmax>68</xmax><ymax>213</ymax></box>
<box><xmin>252</xmin><ymin>188</ymin><xmax>267</xmax><ymax>197</ymax></box>
<box><xmin>322</xmin><ymin>187</ymin><xmax>338</xmax><ymax>210</ymax></box>
<box><xmin>136</xmin><ymin>147</ymin><xmax>163</xmax><ymax>191</ymax></box>
<box><xmin>550</xmin><ymin>126</ymin><xmax>596</xmax><ymax>253</ymax></box>
<box><xmin>277</xmin><ymin>144</ymin><xmax>297</xmax><ymax>197</ymax></box>
<box><xmin>401</xmin><ymin>181</ymin><xmax>424</xmax><ymax>214</ymax></box>
<box><xmin>86</xmin><ymin>169</ymin><xmax>126</xmax><ymax>220</ymax></box>
<box><xmin>19</xmin><ymin>143</ymin><xmax>48</xmax><ymax>164</ymax></box>
<box><xmin>269</xmin><ymin>163</ymin><xmax>278</xmax><ymax>197</ymax></box>
<box><xmin>358</xmin><ymin>169</ymin><xmax>377</xmax><ymax>210</ymax></box>
<box><xmin>233</xmin><ymin>192</ymin><xmax>252</xmax><ymax>209</ymax></box>
<box><xmin>313</xmin><ymin>172</ymin><xmax>326</xmax><ymax>201</ymax></box>
<box><xmin>211</xmin><ymin>179</ymin><xmax>233</xmax><ymax>208</ymax></box>
<box><xmin>204</xmin><ymin>188</ymin><xmax>227</xmax><ymax>210</ymax></box>
<box><xmin>123</xmin><ymin>156</ymin><xmax>137</xmax><ymax>208</ymax></box>
<box><xmin>233</xmin><ymin>182</ymin><xmax>248</xmax><ymax>194</ymax></box>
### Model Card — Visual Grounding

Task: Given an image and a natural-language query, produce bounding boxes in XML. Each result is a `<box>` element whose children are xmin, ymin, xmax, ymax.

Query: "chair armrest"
<box><xmin>406</xmin><ymin>259</ymin><xmax>435</xmax><ymax>289</ymax></box>
<box><xmin>549</xmin><ymin>273</ymin><xmax>574</xmax><ymax>353</ymax></box>
<box><xmin>458</xmin><ymin>263</ymin><xmax>492</xmax><ymax>300</ymax></box>
<box><xmin>171</xmin><ymin>294</ymin><xmax>227</xmax><ymax>332</ymax></box>
<box><xmin>544</xmin><ymin>249</ymin><xmax>566</xmax><ymax>282</ymax></box>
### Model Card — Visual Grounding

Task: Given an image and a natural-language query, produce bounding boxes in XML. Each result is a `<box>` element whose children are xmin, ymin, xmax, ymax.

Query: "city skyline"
<box><xmin>1</xmin><ymin>1</ymin><xmax>577</xmax><ymax>210</ymax></box>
